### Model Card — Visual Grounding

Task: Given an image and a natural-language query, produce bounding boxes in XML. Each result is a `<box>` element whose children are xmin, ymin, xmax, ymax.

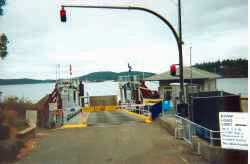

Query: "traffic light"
<box><xmin>60</xmin><ymin>7</ymin><xmax>66</xmax><ymax>22</ymax></box>
<box><xmin>170</xmin><ymin>64</ymin><xmax>176</xmax><ymax>76</ymax></box>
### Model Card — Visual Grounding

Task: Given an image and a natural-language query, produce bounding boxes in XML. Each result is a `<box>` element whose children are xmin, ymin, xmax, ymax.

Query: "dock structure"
<box><xmin>24</xmin><ymin>70</ymin><xmax>247</xmax><ymax>164</ymax></box>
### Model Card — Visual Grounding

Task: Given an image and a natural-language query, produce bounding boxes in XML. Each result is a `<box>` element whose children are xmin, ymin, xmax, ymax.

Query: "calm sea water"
<box><xmin>216</xmin><ymin>78</ymin><xmax>248</xmax><ymax>97</ymax></box>
<box><xmin>0</xmin><ymin>78</ymin><xmax>247</xmax><ymax>103</ymax></box>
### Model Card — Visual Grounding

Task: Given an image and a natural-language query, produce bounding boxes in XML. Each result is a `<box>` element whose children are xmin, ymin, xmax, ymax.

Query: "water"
<box><xmin>0</xmin><ymin>81</ymin><xmax>123</xmax><ymax>103</ymax></box>
<box><xmin>216</xmin><ymin>78</ymin><xmax>248</xmax><ymax>97</ymax></box>
<box><xmin>0</xmin><ymin>83</ymin><xmax>56</xmax><ymax>103</ymax></box>
<box><xmin>0</xmin><ymin>78</ymin><xmax>247</xmax><ymax>103</ymax></box>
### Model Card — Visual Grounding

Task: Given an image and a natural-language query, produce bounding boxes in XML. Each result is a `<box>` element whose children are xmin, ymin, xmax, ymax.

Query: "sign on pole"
<box><xmin>219</xmin><ymin>112</ymin><xmax>248</xmax><ymax>150</ymax></box>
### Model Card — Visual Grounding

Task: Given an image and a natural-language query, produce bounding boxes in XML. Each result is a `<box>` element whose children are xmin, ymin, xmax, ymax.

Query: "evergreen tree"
<box><xmin>0</xmin><ymin>0</ymin><xmax>6</xmax><ymax>16</ymax></box>
<box><xmin>0</xmin><ymin>33</ymin><xmax>8</xmax><ymax>59</ymax></box>
<box><xmin>194</xmin><ymin>59</ymin><xmax>248</xmax><ymax>77</ymax></box>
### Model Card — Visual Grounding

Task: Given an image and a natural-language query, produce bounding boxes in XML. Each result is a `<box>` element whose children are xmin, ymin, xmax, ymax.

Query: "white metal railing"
<box><xmin>119</xmin><ymin>103</ymin><xmax>151</xmax><ymax>116</ymax></box>
<box><xmin>175</xmin><ymin>115</ymin><xmax>221</xmax><ymax>145</ymax></box>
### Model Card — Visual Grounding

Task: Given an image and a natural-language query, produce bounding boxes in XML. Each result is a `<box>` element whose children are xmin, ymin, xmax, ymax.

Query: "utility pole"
<box><xmin>189</xmin><ymin>46</ymin><xmax>193</xmax><ymax>120</ymax></box>
<box><xmin>190</xmin><ymin>46</ymin><xmax>192</xmax><ymax>88</ymax></box>
<box><xmin>58</xmin><ymin>64</ymin><xmax>61</xmax><ymax>81</ymax></box>
<box><xmin>190</xmin><ymin>46</ymin><xmax>193</xmax><ymax>96</ymax></box>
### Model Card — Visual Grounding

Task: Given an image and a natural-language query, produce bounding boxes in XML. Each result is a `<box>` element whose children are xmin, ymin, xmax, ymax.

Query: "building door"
<box><xmin>163</xmin><ymin>87</ymin><xmax>172</xmax><ymax>100</ymax></box>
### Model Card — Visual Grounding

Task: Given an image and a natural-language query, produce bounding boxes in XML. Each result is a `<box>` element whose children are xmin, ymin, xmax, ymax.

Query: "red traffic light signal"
<box><xmin>60</xmin><ymin>7</ymin><xmax>66</xmax><ymax>22</ymax></box>
<box><xmin>170</xmin><ymin>64</ymin><xmax>176</xmax><ymax>76</ymax></box>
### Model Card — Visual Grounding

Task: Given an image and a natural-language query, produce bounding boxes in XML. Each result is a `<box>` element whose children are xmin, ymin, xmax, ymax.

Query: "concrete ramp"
<box><xmin>87</xmin><ymin>111</ymin><xmax>144</xmax><ymax>127</ymax></box>
<box><xmin>61</xmin><ymin>112</ymin><xmax>89</xmax><ymax>128</ymax></box>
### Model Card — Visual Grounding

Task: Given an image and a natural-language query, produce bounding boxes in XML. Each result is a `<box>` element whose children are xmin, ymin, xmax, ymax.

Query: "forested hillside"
<box><xmin>194</xmin><ymin>58</ymin><xmax>248</xmax><ymax>77</ymax></box>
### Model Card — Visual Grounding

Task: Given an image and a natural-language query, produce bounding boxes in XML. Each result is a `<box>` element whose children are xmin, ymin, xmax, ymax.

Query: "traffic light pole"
<box><xmin>178</xmin><ymin>0</ymin><xmax>184</xmax><ymax>103</ymax></box>
<box><xmin>61</xmin><ymin>5</ymin><xmax>185</xmax><ymax>103</ymax></box>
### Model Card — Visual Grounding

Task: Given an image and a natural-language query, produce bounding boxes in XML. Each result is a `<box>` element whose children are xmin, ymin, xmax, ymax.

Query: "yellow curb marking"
<box><xmin>61</xmin><ymin>124</ymin><xmax>87</xmax><ymax>129</ymax></box>
<box><xmin>121</xmin><ymin>109</ymin><xmax>152</xmax><ymax>124</ymax></box>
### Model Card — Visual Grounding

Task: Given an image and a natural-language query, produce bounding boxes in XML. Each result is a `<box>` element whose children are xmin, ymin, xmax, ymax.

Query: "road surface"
<box><xmin>15</xmin><ymin>111</ymin><xmax>209</xmax><ymax>164</ymax></box>
<box><xmin>87</xmin><ymin>111</ymin><xmax>143</xmax><ymax>126</ymax></box>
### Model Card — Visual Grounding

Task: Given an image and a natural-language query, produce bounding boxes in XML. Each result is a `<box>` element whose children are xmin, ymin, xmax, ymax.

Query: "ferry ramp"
<box><xmin>61</xmin><ymin>107</ymin><xmax>147</xmax><ymax>128</ymax></box>
<box><xmin>15</xmin><ymin>99</ymin><xmax>209</xmax><ymax>164</ymax></box>
<box><xmin>80</xmin><ymin>95</ymin><xmax>150</xmax><ymax>127</ymax></box>
<box><xmin>15</xmin><ymin>117</ymin><xmax>209</xmax><ymax>164</ymax></box>
<box><xmin>87</xmin><ymin>111</ymin><xmax>144</xmax><ymax>127</ymax></box>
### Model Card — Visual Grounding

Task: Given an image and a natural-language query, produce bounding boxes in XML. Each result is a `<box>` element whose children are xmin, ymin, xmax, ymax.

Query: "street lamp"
<box><xmin>59</xmin><ymin>4</ymin><xmax>185</xmax><ymax>103</ymax></box>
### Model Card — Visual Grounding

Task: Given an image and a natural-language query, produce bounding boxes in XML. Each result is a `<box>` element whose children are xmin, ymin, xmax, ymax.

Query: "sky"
<box><xmin>0</xmin><ymin>0</ymin><xmax>248</xmax><ymax>79</ymax></box>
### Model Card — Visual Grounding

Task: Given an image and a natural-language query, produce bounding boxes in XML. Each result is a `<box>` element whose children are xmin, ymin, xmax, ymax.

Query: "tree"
<box><xmin>0</xmin><ymin>32</ymin><xmax>8</xmax><ymax>59</ymax></box>
<box><xmin>194</xmin><ymin>58</ymin><xmax>248</xmax><ymax>77</ymax></box>
<box><xmin>0</xmin><ymin>0</ymin><xmax>6</xmax><ymax>16</ymax></box>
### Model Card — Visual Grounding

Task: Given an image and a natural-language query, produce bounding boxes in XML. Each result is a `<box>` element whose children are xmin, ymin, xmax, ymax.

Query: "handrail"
<box><xmin>119</xmin><ymin>103</ymin><xmax>151</xmax><ymax>115</ymax></box>
<box><xmin>175</xmin><ymin>115</ymin><xmax>220</xmax><ymax>133</ymax></box>
<box><xmin>175</xmin><ymin>115</ymin><xmax>221</xmax><ymax>145</ymax></box>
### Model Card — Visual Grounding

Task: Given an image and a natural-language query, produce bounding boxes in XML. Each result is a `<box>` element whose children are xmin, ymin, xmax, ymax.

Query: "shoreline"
<box><xmin>0</xmin><ymin>77</ymin><xmax>248</xmax><ymax>86</ymax></box>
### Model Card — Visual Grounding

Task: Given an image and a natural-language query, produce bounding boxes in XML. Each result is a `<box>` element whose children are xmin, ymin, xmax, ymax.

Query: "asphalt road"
<box><xmin>14</xmin><ymin>112</ymin><xmax>209</xmax><ymax>164</ymax></box>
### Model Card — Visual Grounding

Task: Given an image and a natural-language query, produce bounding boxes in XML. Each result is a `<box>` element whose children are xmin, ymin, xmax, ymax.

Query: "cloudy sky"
<box><xmin>0</xmin><ymin>0</ymin><xmax>248</xmax><ymax>79</ymax></box>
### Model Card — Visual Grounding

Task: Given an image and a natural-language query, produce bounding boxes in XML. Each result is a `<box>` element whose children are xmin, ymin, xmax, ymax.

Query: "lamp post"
<box><xmin>60</xmin><ymin>5</ymin><xmax>185</xmax><ymax>103</ymax></box>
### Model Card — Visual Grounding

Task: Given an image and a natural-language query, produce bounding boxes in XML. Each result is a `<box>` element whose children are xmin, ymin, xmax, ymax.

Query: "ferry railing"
<box><xmin>175</xmin><ymin>115</ymin><xmax>221</xmax><ymax>145</ymax></box>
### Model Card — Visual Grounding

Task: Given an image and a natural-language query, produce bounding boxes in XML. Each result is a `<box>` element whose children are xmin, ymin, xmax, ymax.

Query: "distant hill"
<box><xmin>78</xmin><ymin>71</ymin><xmax>155</xmax><ymax>81</ymax></box>
<box><xmin>78</xmin><ymin>71</ymin><xmax>117</xmax><ymax>81</ymax></box>
<box><xmin>0</xmin><ymin>71</ymin><xmax>155</xmax><ymax>85</ymax></box>
<box><xmin>0</xmin><ymin>78</ymin><xmax>55</xmax><ymax>85</ymax></box>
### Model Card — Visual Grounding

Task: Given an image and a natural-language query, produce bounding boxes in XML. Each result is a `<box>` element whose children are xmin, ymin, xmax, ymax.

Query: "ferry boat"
<box><xmin>46</xmin><ymin>79</ymin><xmax>84</xmax><ymax>127</ymax></box>
<box><xmin>118</xmin><ymin>75</ymin><xmax>162</xmax><ymax>106</ymax></box>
